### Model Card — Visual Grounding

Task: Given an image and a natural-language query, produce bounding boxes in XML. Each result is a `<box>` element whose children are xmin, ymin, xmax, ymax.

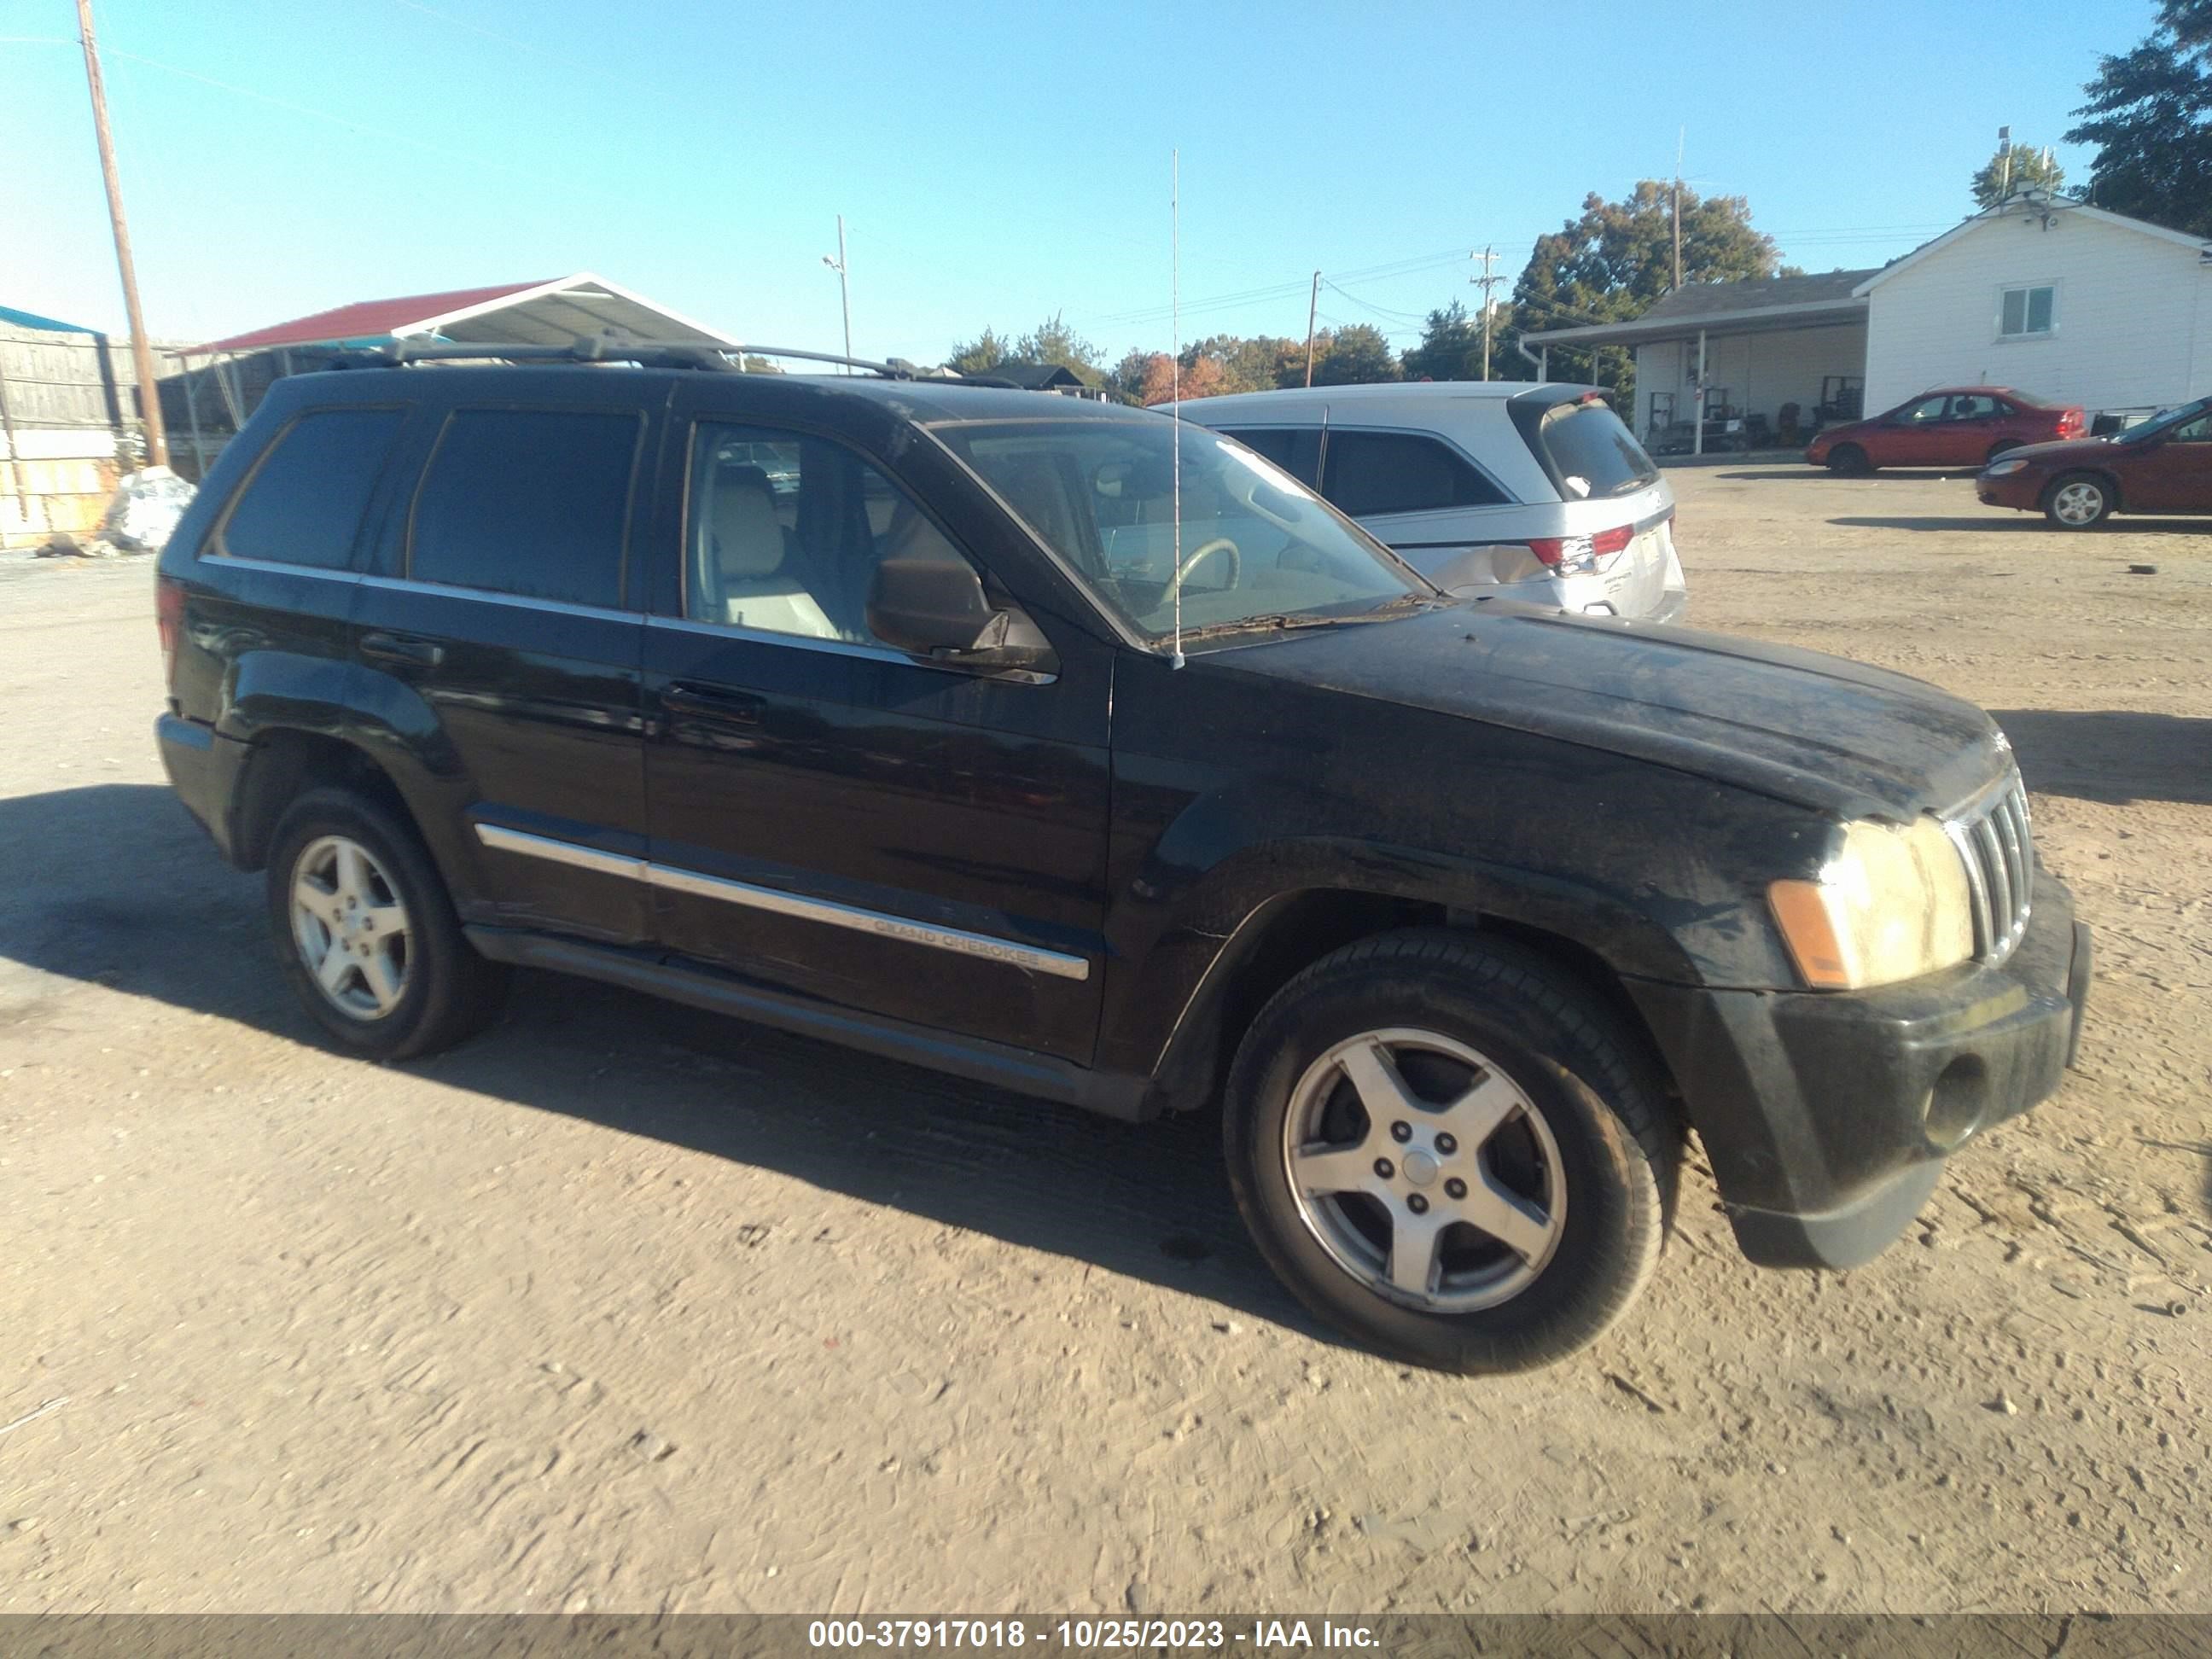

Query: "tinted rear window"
<box><xmin>1320</xmin><ymin>430</ymin><xmax>1510</xmax><ymax>516</ymax></box>
<box><xmin>1535</xmin><ymin>401</ymin><xmax>1660</xmax><ymax>500</ymax></box>
<box><xmin>220</xmin><ymin>407</ymin><xmax>404</xmax><ymax>568</ymax></box>
<box><xmin>409</xmin><ymin>410</ymin><xmax>640</xmax><ymax>608</ymax></box>
<box><xmin>1220</xmin><ymin>428</ymin><xmax>1301</xmax><ymax>470</ymax></box>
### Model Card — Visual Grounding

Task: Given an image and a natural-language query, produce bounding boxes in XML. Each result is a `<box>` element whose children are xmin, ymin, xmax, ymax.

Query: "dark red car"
<box><xmin>1975</xmin><ymin>395</ymin><xmax>2212</xmax><ymax>528</ymax></box>
<box><xmin>1806</xmin><ymin>386</ymin><xmax>2086</xmax><ymax>474</ymax></box>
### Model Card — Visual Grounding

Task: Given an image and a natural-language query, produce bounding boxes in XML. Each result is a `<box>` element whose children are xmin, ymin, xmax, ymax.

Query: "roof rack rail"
<box><xmin>370</xmin><ymin>335</ymin><xmax>1013</xmax><ymax>385</ymax></box>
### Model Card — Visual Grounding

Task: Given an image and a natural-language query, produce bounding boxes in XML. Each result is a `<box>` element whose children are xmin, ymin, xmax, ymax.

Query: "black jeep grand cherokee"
<box><xmin>155</xmin><ymin>347</ymin><xmax>2092</xmax><ymax>1373</ymax></box>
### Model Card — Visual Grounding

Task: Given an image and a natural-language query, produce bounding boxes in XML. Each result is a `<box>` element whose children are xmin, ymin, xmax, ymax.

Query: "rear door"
<box><xmin>350</xmin><ymin>397</ymin><xmax>657</xmax><ymax>945</ymax></box>
<box><xmin>1313</xmin><ymin>424</ymin><xmax>1522</xmax><ymax>592</ymax></box>
<box><xmin>1940</xmin><ymin>393</ymin><xmax>2004</xmax><ymax>465</ymax></box>
<box><xmin>637</xmin><ymin>395</ymin><xmax>1114</xmax><ymax>1063</ymax></box>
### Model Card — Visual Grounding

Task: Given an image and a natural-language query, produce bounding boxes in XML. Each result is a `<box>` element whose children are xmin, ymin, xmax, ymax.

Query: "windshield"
<box><xmin>931</xmin><ymin>418</ymin><xmax>1431</xmax><ymax>644</ymax></box>
<box><xmin>2119</xmin><ymin>398</ymin><xmax>2212</xmax><ymax>442</ymax></box>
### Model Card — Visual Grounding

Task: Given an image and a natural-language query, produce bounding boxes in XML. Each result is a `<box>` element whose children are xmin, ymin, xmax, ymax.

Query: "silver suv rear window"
<box><xmin>1536</xmin><ymin>400</ymin><xmax>1660</xmax><ymax>500</ymax></box>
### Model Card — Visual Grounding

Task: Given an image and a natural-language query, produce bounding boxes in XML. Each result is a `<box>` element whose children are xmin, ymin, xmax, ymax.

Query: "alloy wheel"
<box><xmin>1280</xmin><ymin>1027</ymin><xmax>1565</xmax><ymax>1312</ymax></box>
<box><xmin>288</xmin><ymin>835</ymin><xmax>411</xmax><ymax>1020</ymax></box>
<box><xmin>2051</xmin><ymin>481</ymin><xmax>2105</xmax><ymax>526</ymax></box>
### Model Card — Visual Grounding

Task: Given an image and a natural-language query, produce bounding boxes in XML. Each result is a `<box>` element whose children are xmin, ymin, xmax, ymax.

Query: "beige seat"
<box><xmin>708</xmin><ymin>469</ymin><xmax>839</xmax><ymax>639</ymax></box>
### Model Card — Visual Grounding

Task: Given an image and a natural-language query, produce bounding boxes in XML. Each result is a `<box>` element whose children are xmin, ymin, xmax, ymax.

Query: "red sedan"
<box><xmin>1975</xmin><ymin>395</ymin><xmax>2212</xmax><ymax>528</ymax></box>
<box><xmin>1806</xmin><ymin>386</ymin><xmax>2086</xmax><ymax>474</ymax></box>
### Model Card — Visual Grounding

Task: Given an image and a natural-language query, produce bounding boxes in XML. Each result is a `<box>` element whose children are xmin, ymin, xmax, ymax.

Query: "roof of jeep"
<box><xmin>269</xmin><ymin>363</ymin><xmax>1159</xmax><ymax>428</ymax></box>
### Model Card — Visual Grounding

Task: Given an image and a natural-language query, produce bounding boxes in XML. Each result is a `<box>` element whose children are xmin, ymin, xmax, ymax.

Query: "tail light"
<box><xmin>2059</xmin><ymin>408</ymin><xmax>2085</xmax><ymax>438</ymax></box>
<box><xmin>1526</xmin><ymin>523</ymin><xmax>1635</xmax><ymax>568</ymax></box>
<box><xmin>156</xmin><ymin>573</ymin><xmax>184</xmax><ymax>690</ymax></box>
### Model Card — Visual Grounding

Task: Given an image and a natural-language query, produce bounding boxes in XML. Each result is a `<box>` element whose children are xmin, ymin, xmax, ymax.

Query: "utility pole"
<box><xmin>1671</xmin><ymin>126</ymin><xmax>1684</xmax><ymax>292</ymax></box>
<box><xmin>1470</xmin><ymin>246</ymin><xmax>1502</xmax><ymax>381</ymax></box>
<box><xmin>820</xmin><ymin>214</ymin><xmax>851</xmax><ymax>371</ymax></box>
<box><xmin>1302</xmin><ymin>271</ymin><xmax>1321</xmax><ymax>387</ymax></box>
<box><xmin>76</xmin><ymin>0</ymin><xmax>166</xmax><ymax>468</ymax></box>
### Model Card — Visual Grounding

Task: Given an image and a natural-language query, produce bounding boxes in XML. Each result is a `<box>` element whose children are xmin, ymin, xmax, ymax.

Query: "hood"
<box><xmin>1984</xmin><ymin>434</ymin><xmax>2117</xmax><ymax>468</ymax></box>
<box><xmin>1207</xmin><ymin>602</ymin><xmax>2006</xmax><ymax>821</ymax></box>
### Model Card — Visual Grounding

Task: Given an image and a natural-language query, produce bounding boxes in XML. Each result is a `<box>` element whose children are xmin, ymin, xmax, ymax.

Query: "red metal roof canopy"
<box><xmin>195</xmin><ymin>272</ymin><xmax>736</xmax><ymax>354</ymax></box>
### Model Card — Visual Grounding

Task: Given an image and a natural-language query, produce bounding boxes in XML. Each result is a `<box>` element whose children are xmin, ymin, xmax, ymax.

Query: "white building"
<box><xmin>1855</xmin><ymin>195</ymin><xmax>2212</xmax><ymax>418</ymax></box>
<box><xmin>1522</xmin><ymin>195</ymin><xmax>2212</xmax><ymax>450</ymax></box>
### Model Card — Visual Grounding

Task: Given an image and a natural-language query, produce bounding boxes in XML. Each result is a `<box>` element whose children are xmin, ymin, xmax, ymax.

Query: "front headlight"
<box><xmin>1768</xmin><ymin>818</ymin><xmax>1974</xmax><ymax>989</ymax></box>
<box><xmin>1982</xmin><ymin>457</ymin><xmax>2029</xmax><ymax>477</ymax></box>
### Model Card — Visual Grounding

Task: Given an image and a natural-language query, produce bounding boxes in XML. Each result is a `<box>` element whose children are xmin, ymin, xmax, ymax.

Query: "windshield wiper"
<box><xmin>1169</xmin><ymin>597</ymin><xmax>1433</xmax><ymax>646</ymax></box>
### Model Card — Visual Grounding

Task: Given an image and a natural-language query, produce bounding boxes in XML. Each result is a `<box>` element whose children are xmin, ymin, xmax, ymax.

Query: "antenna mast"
<box><xmin>1170</xmin><ymin>148</ymin><xmax>1185</xmax><ymax>670</ymax></box>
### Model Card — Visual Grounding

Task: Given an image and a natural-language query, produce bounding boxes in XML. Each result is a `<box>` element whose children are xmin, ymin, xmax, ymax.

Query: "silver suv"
<box><xmin>1173</xmin><ymin>381</ymin><xmax>1688</xmax><ymax>623</ymax></box>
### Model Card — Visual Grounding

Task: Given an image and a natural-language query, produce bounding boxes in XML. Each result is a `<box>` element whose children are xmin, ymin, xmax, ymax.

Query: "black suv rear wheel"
<box><xmin>1224</xmin><ymin>929</ymin><xmax>1673</xmax><ymax>1373</ymax></box>
<box><xmin>265</xmin><ymin>788</ymin><xmax>509</xmax><ymax>1059</ymax></box>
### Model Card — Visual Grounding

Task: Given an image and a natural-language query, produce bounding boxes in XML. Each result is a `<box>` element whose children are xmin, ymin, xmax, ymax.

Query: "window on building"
<box><xmin>219</xmin><ymin>407</ymin><xmax>405</xmax><ymax>568</ymax></box>
<box><xmin>2000</xmin><ymin>284</ymin><xmax>2056</xmax><ymax>338</ymax></box>
<box><xmin>409</xmin><ymin>410</ymin><xmax>641</xmax><ymax>608</ymax></box>
<box><xmin>1320</xmin><ymin>430</ymin><xmax>1510</xmax><ymax>516</ymax></box>
<box><xmin>686</xmin><ymin>423</ymin><xmax>981</xmax><ymax>645</ymax></box>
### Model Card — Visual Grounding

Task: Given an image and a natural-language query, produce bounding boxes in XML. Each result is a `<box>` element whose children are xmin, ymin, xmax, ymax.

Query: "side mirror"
<box><xmin>866</xmin><ymin>558</ymin><xmax>1052</xmax><ymax>671</ymax></box>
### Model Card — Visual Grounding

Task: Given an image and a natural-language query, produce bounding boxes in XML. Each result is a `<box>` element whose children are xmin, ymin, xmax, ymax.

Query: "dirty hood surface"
<box><xmin>1213</xmin><ymin>602</ymin><xmax>2007</xmax><ymax>821</ymax></box>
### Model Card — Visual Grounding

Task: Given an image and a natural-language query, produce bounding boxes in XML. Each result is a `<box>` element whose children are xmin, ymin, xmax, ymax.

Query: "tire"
<box><xmin>265</xmin><ymin>787</ymin><xmax>509</xmax><ymax>1060</ymax></box>
<box><xmin>1223</xmin><ymin>929</ymin><xmax>1674</xmax><ymax>1375</ymax></box>
<box><xmin>1825</xmin><ymin>443</ymin><xmax>1871</xmax><ymax>476</ymax></box>
<box><xmin>2043</xmin><ymin>471</ymin><xmax>2114</xmax><ymax>529</ymax></box>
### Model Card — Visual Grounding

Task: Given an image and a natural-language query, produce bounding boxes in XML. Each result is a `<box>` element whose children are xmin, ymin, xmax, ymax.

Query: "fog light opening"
<box><xmin>1924</xmin><ymin>1057</ymin><xmax>1990</xmax><ymax>1150</ymax></box>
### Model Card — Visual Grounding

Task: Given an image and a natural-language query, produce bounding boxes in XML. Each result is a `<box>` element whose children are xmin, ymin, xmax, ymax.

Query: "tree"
<box><xmin>1132</xmin><ymin>352</ymin><xmax>1227</xmax><ymax>405</ymax></box>
<box><xmin>1184</xmin><ymin>333</ymin><xmax>1305</xmax><ymax>394</ymax></box>
<box><xmin>2067</xmin><ymin>0</ymin><xmax>2212</xmax><ymax>236</ymax></box>
<box><xmin>946</xmin><ymin>314</ymin><xmax>1108</xmax><ymax>381</ymax></box>
<box><xmin>1309</xmin><ymin>323</ymin><xmax>1400</xmax><ymax>386</ymax></box>
<box><xmin>1511</xmin><ymin>180</ymin><xmax>1781</xmax><ymax>402</ymax></box>
<box><xmin>1971</xmin><ymin>142</ymin><xmax>2068</xmax><ymax>207</ymax></box>
<box><xmin>1400</xmin><ymin>300</ymin><xmax>1485</xmax><ymax>381</ymax></box>
<box><xmin>946</xmin><ymin>327</ymin><xmax>1009</xmax><ymax>375</ymax></box>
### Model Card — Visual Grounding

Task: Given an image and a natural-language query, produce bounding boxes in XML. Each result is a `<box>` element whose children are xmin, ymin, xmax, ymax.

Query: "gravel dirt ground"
<box><xmin>0</xmin><ymin>464</ymin><xmax>2205</xmax><ymax>1617</ymax></box>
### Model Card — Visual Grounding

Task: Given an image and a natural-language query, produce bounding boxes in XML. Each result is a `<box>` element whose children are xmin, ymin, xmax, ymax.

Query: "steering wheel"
<box><xmin>1162</xmin><ymin>536</ymin><xmax>1240</xmax><ymax>606</ymax></box>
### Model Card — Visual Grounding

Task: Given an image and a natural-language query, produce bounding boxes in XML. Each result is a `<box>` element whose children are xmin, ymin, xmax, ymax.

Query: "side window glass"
<box><xmin>1951</xmin><ymin>395</ymin><xmax>1997</xmax><ymax>421</ymax></box>
<box><xmin>409</xmin><ymin>410</ymin><xmax>638</xmax><ymax>608</ymax></box>
<box><xmin>687</xmin><ymin>423</ymin><xmax>978</xmax><ymax>645</ymax></box>
<box><xmin>1900</xmin><ymin>397</ymin><xmax>1947</xmax><ymax>424</ymax></box>
<box><xmin>1321</xmin><ymin>430</ymin><xmax>1509</xmax><ymax>516</ymax></box>
<box><xmin>219</xmin><ymin>407</ymin><xmax>404</xmax><ymax>568</ymax></box>
<box><xmin>1221</xmin><ymin>428</ymin><xmax>1300</xmax><ymax>471</ymax></box>
<box><xmin>2168</xmin><ymin>413</ymin><xmax>2212</xmax><ymax>443</ymax></box>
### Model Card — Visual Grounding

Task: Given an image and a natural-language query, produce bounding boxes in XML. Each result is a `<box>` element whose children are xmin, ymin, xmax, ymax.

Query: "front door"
<box><xmin>639</xmin><ymin>410</ymin><xmax>1114</xmax><ymax>1063</ymax></box>
<box><xmin>1881</xmin><ymin>393</ymin><xmax>1953</xmax><ymax>465</ymax></box>
<box><xmin>2122</xmin><ymin>410</ymin><xmax>2212</xmax><ymax>511</ymax></box>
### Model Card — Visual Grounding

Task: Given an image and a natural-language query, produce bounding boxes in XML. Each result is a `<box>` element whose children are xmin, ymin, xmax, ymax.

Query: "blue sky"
<box><xmin>4</xmin><ymin>0</ymin><xmax>2157</xmax><ymax>364</ymax></box>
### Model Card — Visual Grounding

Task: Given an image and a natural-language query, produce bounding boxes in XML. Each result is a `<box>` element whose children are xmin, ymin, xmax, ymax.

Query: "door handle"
<box><xmin>361</xmin><ymin>631</ymin><xmax>445</xmax><ymax>667</ymax></box>
<box><xmin>662</xmin><ymin>682</ymin><xmax>765</xmax><ymax>724</ymax></box>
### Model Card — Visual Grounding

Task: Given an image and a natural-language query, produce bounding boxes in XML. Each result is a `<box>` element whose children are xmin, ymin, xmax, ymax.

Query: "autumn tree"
<box><xmin>2068</xmin><ymin>0</ymin><xmax>2212</xmax><ymax>236</ymax></box>
<box><xmin>1971</xmin><ymin>142</ymin><xmax>2068</xmax><ymax>207</ymax></box>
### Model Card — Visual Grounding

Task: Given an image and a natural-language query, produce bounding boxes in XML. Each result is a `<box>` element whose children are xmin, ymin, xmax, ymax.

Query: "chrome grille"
<box><xmin>1943</xmin><ymin>776</ymin><xmax>2034</xmax><ymax>964</ymax></box>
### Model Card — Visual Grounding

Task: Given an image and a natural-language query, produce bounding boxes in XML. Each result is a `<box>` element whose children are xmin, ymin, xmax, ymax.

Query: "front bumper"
<box><xmin>1975</xmin><ymin>470</ymin><xmax>2044</xmax><ymax>511</ymax></box>
<box><xmin>1628</xmin><ymin>870</ymin><xmax>2090</xmax><ymax>1270</ymax></box>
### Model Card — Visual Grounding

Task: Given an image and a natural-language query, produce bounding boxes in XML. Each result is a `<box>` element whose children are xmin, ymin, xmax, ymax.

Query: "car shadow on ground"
<box><xmin>1991</xmin><ymin>710</ymin><xmax>2212</xmax><ymax>807</ymax></box>
<box><xmin>1831</xmin><ymin>515</ymin><xmax>2212</xmax><ymax>536</ymax></box>
<box><xmin>0</xmin><ymin>783</ymin><xmax>1341</xmax><ymax>1347</ymax></box>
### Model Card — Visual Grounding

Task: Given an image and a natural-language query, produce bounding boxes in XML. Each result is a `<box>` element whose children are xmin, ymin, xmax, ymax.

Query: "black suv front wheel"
<box><xmin>266</xmin><ymin>788</ymin><xmax>509</xmax><ymax>1060</ymax></box>
<box><xmin>1225</xmin><ymin>930</ymin><xmax>1674</xmax><ymax>1373</ymax></box>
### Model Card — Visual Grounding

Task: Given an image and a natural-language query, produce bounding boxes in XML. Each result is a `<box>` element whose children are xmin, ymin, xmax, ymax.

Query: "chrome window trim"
<box><xmin>357</xmin><ymin>574</ymin><xmax>641</xmax><ymax>624</ymax></box>
<box><xmin>643</xmin><ymin>615</ymin><xmax>1057</xmax><ymax>685</ymax></box>
<box><xmin>200</xmin><ymin>553</ymin><xmax>363</xmax><ymax>582</ymax></box>
<box><xmin>472</xmin><ymin>823</ymin><xmax>1089</xmax><ymax>981</ymax></box>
